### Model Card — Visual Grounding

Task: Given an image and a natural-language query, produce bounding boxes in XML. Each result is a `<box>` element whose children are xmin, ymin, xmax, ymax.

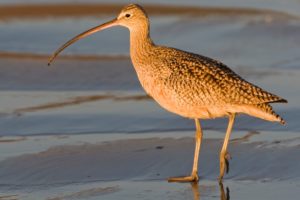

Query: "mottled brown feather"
<box><xmin>121</xmin><ymin>4</ymin><xmax>286</xmax><ymax>123</ymax></box>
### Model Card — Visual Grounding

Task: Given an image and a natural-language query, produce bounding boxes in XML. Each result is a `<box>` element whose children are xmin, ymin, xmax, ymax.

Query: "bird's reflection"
<box><xmin>190</xmin><ymin>182</ymin><xmax>230</xmax><ymax>200</ymax></box>
<box><xmin>219</xmin><ymin>182</ymin><xmax>230</xmax><ymax>200</ymax></box>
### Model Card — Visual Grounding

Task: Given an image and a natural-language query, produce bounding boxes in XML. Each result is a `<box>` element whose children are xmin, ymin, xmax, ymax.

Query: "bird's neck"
<box><xmin>129</xmin><ymin>23</ymin><xmax>154</xmax><ymax>64</ymax></box>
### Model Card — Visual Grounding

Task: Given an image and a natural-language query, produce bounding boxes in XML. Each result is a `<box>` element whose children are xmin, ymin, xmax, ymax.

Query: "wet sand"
<box><xmin>0</xmin><ymin>57</ymin><xmax>297</xmax><ymax>136</ymax></box>
<box><xmin>0</xmin><ymin>131</ymin><xmax>299</xmax><ymax>200</ymax></box>
<box><xmin>0</xmin><ymin>57</ymin><xmax>299</xmax><ymax>199</ymax></box>
<box><xmin>0</xmin><ymin>3</ymin><xmax>298</xmax><ymax>20</ymax></box>
<box><xmin>0</xmin><ymin>2</ymin><xmax>300</xmax><ymax>200</ymax></box>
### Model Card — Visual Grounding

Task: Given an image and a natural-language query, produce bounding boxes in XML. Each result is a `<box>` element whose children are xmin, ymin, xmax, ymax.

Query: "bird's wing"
<box><xmin>164</xmin><ymin>49</ymin><xmax>286</xmax><ymax>105</ymax></box>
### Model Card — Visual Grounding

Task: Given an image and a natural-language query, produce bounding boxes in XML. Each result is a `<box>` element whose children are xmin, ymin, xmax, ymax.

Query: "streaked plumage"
<box><xmin>131</xmin><ymin>44</ymin><xmax>286</xmax><ymax>123</ymax></box>
<box><xmin>49</xmin><ymin>3</ymin><xmax>287</xmax><ymax>183</ymax></box>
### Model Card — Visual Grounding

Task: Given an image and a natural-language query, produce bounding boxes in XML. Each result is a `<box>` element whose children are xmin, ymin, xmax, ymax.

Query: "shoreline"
<box><xmin>0</xmin><ymin>51</ymin><xmax>129</xmax><ymax>61</ymax></box>
<box><xmin>0</xmin><ymin>2</ymin><xmax>298</xmax><ymax>200</ymax></box>
<box><xmin>0</xmin><ymin>131</ymin><xmax>299</xmax><ymax>200</ymax></box>
<box><xmin>0</xmin><ymin>3</ymin><xmax>298</xmax><ymax>20</ymax></box>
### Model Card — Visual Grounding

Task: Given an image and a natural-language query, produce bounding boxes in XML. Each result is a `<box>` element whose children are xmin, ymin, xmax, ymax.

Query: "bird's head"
<box><xmin>117</xmin><ymin>4</ymin><xmax>149</xmax><ymax>31</ymax></box>
<box><xmin>48</xmin><ymin>4</ymin><xmax>148</xmax><ymax>65</ymax></box>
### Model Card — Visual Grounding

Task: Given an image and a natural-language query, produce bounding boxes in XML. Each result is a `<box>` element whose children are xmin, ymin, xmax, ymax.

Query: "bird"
<box><xmin>48</xmin><ymin>4</ymin><xmax>287</xmax><ymax>183</ymax></box>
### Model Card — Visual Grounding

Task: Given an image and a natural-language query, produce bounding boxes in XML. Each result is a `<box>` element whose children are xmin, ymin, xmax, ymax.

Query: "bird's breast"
<box><xmin>132</xmin><ymin>63</ymin><xmax>228</xmax><ymax>119</ymax></box>
<box><xmin>135</xmin><ymin>67</ymin><xmax>164</xmax><ymax>98</ymax></box>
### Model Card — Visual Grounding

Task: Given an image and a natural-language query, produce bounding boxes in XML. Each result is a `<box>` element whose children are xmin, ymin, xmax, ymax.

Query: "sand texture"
<box><xmin>0</xmin><ymin>1</ymin><xmax>299</xmax><ymax>200</ymax></box>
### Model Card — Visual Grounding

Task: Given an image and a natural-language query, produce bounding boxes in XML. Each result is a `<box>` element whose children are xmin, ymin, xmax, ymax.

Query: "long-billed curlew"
<box><xmin>48</xmin><ymin>4</ymin><xmax>287</xmax><ymax>182</ymax></box>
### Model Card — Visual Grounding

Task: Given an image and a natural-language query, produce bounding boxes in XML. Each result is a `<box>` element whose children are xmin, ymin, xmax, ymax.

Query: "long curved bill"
<box><xmin>48</xmin><ymin>18</ymin><xmax>118</xmax><ymax>66</ymax></box>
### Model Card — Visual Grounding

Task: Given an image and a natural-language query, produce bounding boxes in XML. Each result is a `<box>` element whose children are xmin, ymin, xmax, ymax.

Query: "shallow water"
<box><xmin>0</xmin><ymin>58</ymin><xmax>298</xmax><ymax>136</ymax></box>
<box><xmin>3</xmin><ymin>180</ymin><xmax>300</xmax><ymax>200</ymax></box>
<box><xmin>0</xmin><ymin>9</ymin><xmax>299</xmax><ymax>135</ymax></box>
<box><xmin>1</xmin><ymin>10</ymin><xmax>300</xmax><ymax>69</ymax></box>
<box><xmin>0</xmin><ymin>132</ymin><xmax>299</xmax><ymax>199</ymax></box>
<box><xmin>4</xmin><ymin>179</ymin><xmax>300</xmax><ymax>200</ymax></box>
<box><xmin>0</xmin><ymin>1</ymin><xmax>299</xmax><ymax>200</ymax></box>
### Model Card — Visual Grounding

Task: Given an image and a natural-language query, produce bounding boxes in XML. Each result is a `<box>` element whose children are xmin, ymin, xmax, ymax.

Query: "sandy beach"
<box><xmin>0</xmin><ymin>1</ymin><xmax>300</xmax><ymax>200</ymax></box>
<box><xmin>0</xmin><ymin>130</ymin><xmax>299</xmax><ymax>199</ymax></box>
<box><xmin>0</xmin><ymin>3</ymin><xmax>297</xmax><ymax>20</ymax></box>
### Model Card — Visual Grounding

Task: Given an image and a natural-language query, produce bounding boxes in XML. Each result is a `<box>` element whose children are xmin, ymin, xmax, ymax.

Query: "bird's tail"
<box><xmin>259</xmin><ymin>103</ymin><xmax>286</xmax><ymax>125</ymax></box>
<box><xmin>238</xmin><ymin>103</ymin><xmax>286</xmax><ymax>125</ymax></box>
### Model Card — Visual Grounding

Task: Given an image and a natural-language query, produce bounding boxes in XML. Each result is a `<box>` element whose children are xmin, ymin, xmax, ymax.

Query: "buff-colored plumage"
<box><xmin>126</xmin><ymin>4</ymin><xmax>286</xmax><ymax>123</ymax></box>
<box><xmin>49</xmin><ymin>3</ymin><xmax>287</xmax><ymax>183</ymax></box>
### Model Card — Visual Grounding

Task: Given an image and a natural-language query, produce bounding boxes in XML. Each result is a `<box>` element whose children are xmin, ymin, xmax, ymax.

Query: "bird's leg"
<box><xmin>168</xmin><ymin>119</ymin><xmax>203</xmax><ymax>182</ymax></box>
<box><xmin>219</xmin><ymin>113</ymin><xmax>236</xmax><ymax>183</ymax></box>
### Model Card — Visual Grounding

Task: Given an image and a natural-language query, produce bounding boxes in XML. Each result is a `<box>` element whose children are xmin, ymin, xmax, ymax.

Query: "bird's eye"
<box><xmin>125</xmin><ymin>14</ymin><xmax>131</xmax><ymax>18</ymax></box>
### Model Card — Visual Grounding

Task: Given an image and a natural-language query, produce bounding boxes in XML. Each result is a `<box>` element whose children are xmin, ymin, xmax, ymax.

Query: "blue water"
<box><xmin>0</xmin><ymin>4</ymin><xmax>299</xmax><ymax>200</ymax></box>
<box><xmin>0</xmin><ymin>2</ymin><xmax>298</xmax><ymax>136</ymax></box>
<box><xmin>1</xmin><ymin>16</ymin><xmax>300</xmax><ymax>69</ymax></box>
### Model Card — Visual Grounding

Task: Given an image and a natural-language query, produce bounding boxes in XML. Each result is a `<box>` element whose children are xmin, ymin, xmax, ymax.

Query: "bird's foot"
<box><xmin>168</xmin><ymin>173</ymin><xmax>199</xmax><ymax>183</ymax></box>
<box><xmin>219</xmin><ymin>152</ymin><xmax>231</xmax><ymax>182</ymax></box>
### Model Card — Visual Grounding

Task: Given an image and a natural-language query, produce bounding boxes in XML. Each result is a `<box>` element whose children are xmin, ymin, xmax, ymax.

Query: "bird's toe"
<box><xmin>168</xmin><ymin>174</ymin><xmax>199</xmax><ymax>183</ymax></box>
